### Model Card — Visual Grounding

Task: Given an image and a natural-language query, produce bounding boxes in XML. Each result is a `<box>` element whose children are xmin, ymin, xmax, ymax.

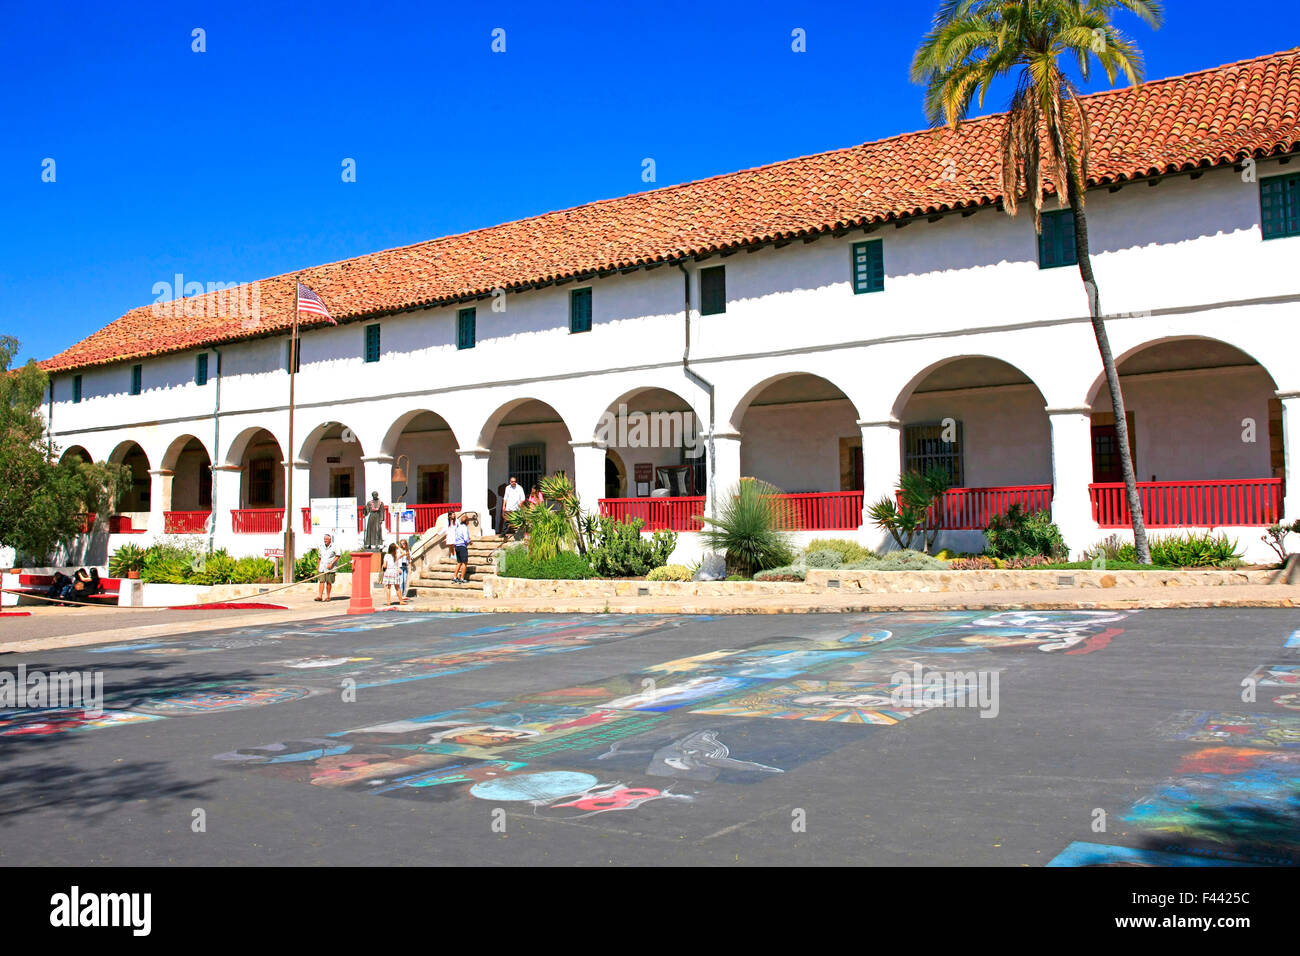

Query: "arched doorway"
<box><xmin>478</xmin><ymin>398</ymin><xmax>575</xmax><ymax>532</ymax></box>
<box><xmin>382</xmin><ymin>409</ymin><xmax>462</xmax><ymax>532</ymax></box>
<box><xmin>108</xmin><ymin>441</ymin><xmax>150</xmax><ymax>533</ymax></box>
<box><xmin>160</xmin><ymin>435</ymin><xmax>213</xmax><ymax>533</ymax></box>
<box><xmin>1086</xmin><ymin>338</ymin><xmax>1282</xmax><ymax>528</ymax></box>
<box><xmin>226</xmin><ymin>428</ymin><xmax>285</xmax><ymax>534</ymax></box>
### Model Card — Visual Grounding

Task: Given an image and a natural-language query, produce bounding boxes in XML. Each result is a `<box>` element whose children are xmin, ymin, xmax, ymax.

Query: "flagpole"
<box><xmin>283</xmin><ymin>275</ymin><xmax>299</xmax><ymax>584</ymax></box>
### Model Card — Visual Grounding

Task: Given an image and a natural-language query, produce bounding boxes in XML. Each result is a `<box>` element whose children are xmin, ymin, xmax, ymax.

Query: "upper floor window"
<box><xmin>285</xmin><ymin>339</ymin><xmax>300</xmax><ymax>373</ymax></box>
<box><xmin>699</xmin><ymin>265</ymin><xmax>726</xmax><ymax>315</ymax></box>
<box><xmin>1261</xmin><ymin>172</ymin><xmax>1300</xmax><ymax>239</ymax></box>
<box><xmin>570</xmin><ymin>287</ymin><xmax>592</xmax><ymax>333</ymax></box>
<box><xmin>130</xmin><ymin>364</ymin><xmax>142</xmax><ymax>395</ymax></box>
<box><xmin>457</xmin><ymin>308</ymin><xmax>476</xmax><ymax>350</ymax></box>
<box><xmin>73</xmin><ymin>374</ymin><xmax>82</xmax><ymax>404</ymax></box>
<box><xmin>851</xmin><ymin>240</ymin><xmax>885</xmax><ymax>293</ymax></box>
<box><xmin>1038</xmin><ymin>209</ymin><xmax>1077</xmax><ymax>269</ymax></box>
<box><xmin>364</xmin><ymin>324</ymin><xmax>381</xmax><ymax>363</ymax></box>
<box><xmin>195</xmin><ymin>352</ymin><xmax>208</xmax><ymax>386</ymax></box>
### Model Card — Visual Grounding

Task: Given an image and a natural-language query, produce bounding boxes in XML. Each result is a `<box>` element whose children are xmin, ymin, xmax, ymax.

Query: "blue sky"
<box><xmin>0</xmin><ymin>0</ymin><xmax>1281</xmax><ymax>365</ymax></box>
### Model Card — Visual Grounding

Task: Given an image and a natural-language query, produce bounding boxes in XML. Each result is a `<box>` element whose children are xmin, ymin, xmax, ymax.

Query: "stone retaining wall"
<box><xmin>483</xmin><ymin>568</ymin><xmax>1278</xmax><ymax>599</ymax></box>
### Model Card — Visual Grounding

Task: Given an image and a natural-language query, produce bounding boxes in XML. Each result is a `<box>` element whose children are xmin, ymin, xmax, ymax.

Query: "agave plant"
<box><xmin>868</xmin><ymin>468</ymin><xmax>950</xmax><ymax>552</ymax></box>
<box><xmin>698</xmin><ymin>479</ymin><xmax>795</xmax><ymax>577</ymax></box>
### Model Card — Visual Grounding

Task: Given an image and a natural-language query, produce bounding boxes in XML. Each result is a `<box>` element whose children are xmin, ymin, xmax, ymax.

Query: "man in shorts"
<box><xmin>315</xmin><ymin>533</ymin><xmax>341</xmax><ymax>601</ymax></box>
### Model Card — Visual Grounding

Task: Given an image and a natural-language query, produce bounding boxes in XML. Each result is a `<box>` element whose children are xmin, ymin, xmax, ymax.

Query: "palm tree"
<box><xmin>912</xmin><ymin>0</ymin><xmax>1161</xmax><ymax>563</ymax></box>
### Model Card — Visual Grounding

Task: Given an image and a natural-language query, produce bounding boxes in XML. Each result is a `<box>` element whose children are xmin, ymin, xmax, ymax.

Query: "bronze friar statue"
<box><xmin>362</xmin><ymin>491</ymin><xmax>386</xmax><ymax>551</ymax></box>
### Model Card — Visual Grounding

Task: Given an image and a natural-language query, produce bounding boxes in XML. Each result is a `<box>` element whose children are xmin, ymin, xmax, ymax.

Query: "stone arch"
<box><xmin>726</xmin><ymin>370</ymin><xmax>864</xmax><ymax>434</ymax></box>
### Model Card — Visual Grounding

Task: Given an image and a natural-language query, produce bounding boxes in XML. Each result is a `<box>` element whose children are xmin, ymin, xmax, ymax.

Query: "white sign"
<box><xmin>310</xmin><ymin>497</ymin><xmax>355</xmax><ymax>545</ymax></box>
<box><xmin>398</xmin><ymin>509</ymin><xmax>416</xmax><ymax>535</ymax></box>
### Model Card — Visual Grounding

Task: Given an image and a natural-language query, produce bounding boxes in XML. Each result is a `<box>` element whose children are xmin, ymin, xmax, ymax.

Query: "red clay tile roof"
<box><xmin>41</xmin><ymin>47</ymin><xmax>1300</xmax><ymax>373</ymax></box>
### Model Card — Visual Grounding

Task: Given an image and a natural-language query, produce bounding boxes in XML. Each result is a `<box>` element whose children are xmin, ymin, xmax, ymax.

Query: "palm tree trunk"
<box><xmin>1066</xmin><ymin>175</ymin><xmax>1151</xmax><ymax>564</ymax></box>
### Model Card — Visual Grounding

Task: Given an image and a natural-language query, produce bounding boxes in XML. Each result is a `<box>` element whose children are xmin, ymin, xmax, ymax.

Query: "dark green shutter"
<box><xmin>364</xmin><ymin>324</ymin><xmax>380</xmax><ymax>363</ymax></box>
<box><xmin>1039</xmin><ymin>210</ymin><xmax>1077</xmax><ymax>268</ymax></box>
<box><xmin>570</xmin><ymin>288</ymin><xmax>592</xmax><ymax>333</ymax></box>
<box><xmin>1261</xmin><ymin>173</ymin><xmax>1300</xmax><ymax>239</ymax></box>
<box><xmin>458</xmin><ymin>308</ymin><xmax>476</xmax><ymax>349</ymax></box>
<box><xmin>195</xmin><ymin>352</ymin><xmax>208</xmax><ymax>385</ymax></box>
<box><xmin>699</xmin><ymin>266</ymin><xmax>726</xmax><ymax>315</ymax></box>
<box><xmin>852</xmin><ymin>240</ymin><xmax>884</xmax><ymax>293</ymax></box>
<box><xmin>130</xmin><ymin>364</ymin><xmax>142</xmax><ymax>395</ymax></box>
<box><xmin>73</xmin><ymin>375</ymin><xmax>82</xmax><ymax>403</ymax></box>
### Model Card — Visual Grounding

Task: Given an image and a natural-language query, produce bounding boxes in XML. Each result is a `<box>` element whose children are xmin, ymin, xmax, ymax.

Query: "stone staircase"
<box><xmin>409</xmin><ymin>532</ymin><xmax>511</xmax><ymax>599</ymax></box>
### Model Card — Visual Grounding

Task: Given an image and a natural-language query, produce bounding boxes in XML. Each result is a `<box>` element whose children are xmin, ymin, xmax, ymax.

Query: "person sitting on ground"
<box><xmin>315</xmin><ymin>533</ymin><xmax>340</xmax><ymax>602</ymax></box>
<box><xmin>60</xmin><ymin>568</ymin><xmax>96</xmax><ymax>604</ymax></box>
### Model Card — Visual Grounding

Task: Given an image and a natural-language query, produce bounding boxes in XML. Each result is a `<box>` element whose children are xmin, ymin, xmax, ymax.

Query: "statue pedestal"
<box><xmin>347</xmin><ymin>551</ymin><xmax>376</xmax><ymax>615</ymax></box>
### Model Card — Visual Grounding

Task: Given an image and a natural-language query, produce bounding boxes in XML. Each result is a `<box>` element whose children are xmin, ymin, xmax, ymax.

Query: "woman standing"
<box><xmin>397</xmin><ymin>539</ymin><xmax>411</xmax><ymax>605</ymax></box>
<box><xmin>527</xmin><ymin>485</ymin><xmax>543</xmax><ymax>506</ymax></box>
<box><xmin>381</xmin><ymin>543</ymin><xmax>402</xmax><ymax>606</ymax></box>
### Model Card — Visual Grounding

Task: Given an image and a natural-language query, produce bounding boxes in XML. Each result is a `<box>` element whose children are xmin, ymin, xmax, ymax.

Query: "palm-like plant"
<box><xmin>912</xmin><ymin>0</ymin><xmax>1161</xmax><ymax>563</ymax></box>
<box><xmin>698</xmin><ymin>479</ymin><xmax>796</xmax><ymax>577</ymax></box>
<box><xmin>868</xmin><ymin>468</ymin><xmax>952</xmax><ymax>552</ymax></box>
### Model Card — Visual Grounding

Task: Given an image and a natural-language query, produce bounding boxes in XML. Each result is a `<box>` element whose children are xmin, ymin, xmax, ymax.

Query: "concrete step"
<box><xmin>412</xmin><ymin>582</ymin><xmax>489</xmax><ymax>596</ymax></box>
<box><xmin>415</xmin><ymin>570</ymin><xmax>493</xmax><ymax>583</ymax></box>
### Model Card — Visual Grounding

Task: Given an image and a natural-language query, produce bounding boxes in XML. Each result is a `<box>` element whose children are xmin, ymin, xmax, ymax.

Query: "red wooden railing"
<box><xmin>393</xmin><ymin>503</ymin><xmax>462</xmax><ymax>534</ymax></box>
<box><xmin>232</xmin><ymin>508</ymin><xmax>285</xmax><ymax>534</ymax></box>
<box><xmin>910</xmin><ymin>485</ymin><xmax>1054</xmax><ymax>530</ymax></box>
<box><xmin>599</xmin><ymin>496</ymin><xmax>706</xmax><ymax>531</ymax></box>
<box><xmin>164</xmin><ymin>510</ymin><xmax>211</xmax><ymax>534</ymax></box>
<box><xmin>1090</xmin><ymin>478</ymin><xmax>1282</xmax><ymax>528</ymax></box>
<box><xmin>768</xmin><ymin>491</ymin><xmax>865</xmax><ymax>531</ymax></box>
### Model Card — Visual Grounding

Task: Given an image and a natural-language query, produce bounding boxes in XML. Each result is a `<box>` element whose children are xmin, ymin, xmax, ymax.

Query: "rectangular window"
<box><xmin>1261</xmin><ymin>172</ymin><xmax>1300</xmax><ymax>239</ymax></box>
<box><xmin>903</xmin><ymin>421</ymin><xmax>963</xmax><ymax>485</ymax></box>
<box><xmin>699</xmin><ymin>265</ymin><xmax>726</xmax><ymax>315</ymax></box>
<box><xmin>130</xmin><ymin>364</ymin><xmax>142</xmax><ymax>395</ymax></box>
<box><xmin>851</xmin><ymin>240</ymin><xmax>885</xmax><ymax>293</ymax></box>
<box><xmin>508</xmin><ymin>443</ymin><xmax>546</xmax><ymax>496</ymax></box>
<box><xmin>249</xmin><ymin>457</ymin><xmax>274</xmax><ymax>506</ymax></box>
<box><xmin>195</xmin><ymin>352</ymin><xmax>208</xmax><ymax>386</ymax></box>
<box><xmin>73</xmin><ymin>375</ymin><xmax>82</xmax><ymax>404</ymax></box>
<box><xmin>457</xmin><ymin>307</ymin><xmax>476</xmax><ymax>350</ymax></box>
<box><xmin>364</xmin><ymin>324</ymin><xmax>381</xmax><ymax>363</ymax></box>
<box><xmin>1038</xmin><ymin>209</ymin><xmax>1078</xmax><ymax>268</ymax></box>
<box><xmin>570</xmin><ymin>287</ymin><xmax>592</xmax><ymax>333</ymax></box>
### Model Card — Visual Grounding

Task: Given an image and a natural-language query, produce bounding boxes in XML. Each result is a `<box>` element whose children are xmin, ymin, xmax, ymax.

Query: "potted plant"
<box><xmin>108</xmin><ymin>543</ymin><xmax>146</xmax><ymax>580</ymax></box>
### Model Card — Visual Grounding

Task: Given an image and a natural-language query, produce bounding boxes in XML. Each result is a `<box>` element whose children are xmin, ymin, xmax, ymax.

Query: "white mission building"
<box><xmin>34</xmin><ymin>49</ymin><xmax>1300</xmax><ymax>565</ymax></box>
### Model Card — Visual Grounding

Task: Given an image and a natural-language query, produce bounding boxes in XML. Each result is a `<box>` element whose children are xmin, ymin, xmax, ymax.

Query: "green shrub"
<box><xmin>586</xmin><ymin>517</ymin><xmax>676</xmax><ymax>577</ymax></box>
<box><xmin>189</xmin><ymin>551</ymin><xmax>237</xmax><ymax>585</ymax></box>
<box><xmin>646</xmin><ymin>564</ymin><xmax>693</xmax><ymax>582</ymax></box>
<box><xmin>498</xmin><ymin>546</ymin><xmax>593</xmax><ymax>579</ymax></box>
<box><xmin>1149</xmin><ymin>531</ymin><xmax>1241</xmax><ymax>567</ymax></box>
<box><xmin>725</xmin><ymin>574</ymin><xmax>748</xmax><ymax>582</ymax></box>
<box><xmin>984</xmin><ymin>505</ymin><xmax>1067</xmax><ymax>560</ymax></box>
<box><xmin>231</xmin><ymin>556</ymin><xmax>276</xmax><ymax>584</ymax></box>
<box><xmin>804</xmin><ymin>538</ymin><xmax>871</xmax><ymax>564</ymax></box>
<box><xmin>948</xmin><ymin>556</ymin><xmax>998</xmax><ymax>570</ymax></box>
<box><xmin>699</xmin><ymin>480</ymin><xmax>796</xmax><ymax>576</ymax></box>
<box><xmin>140</xmin><ymin>548</ymin><xmax>191</xmax><ymax>584</ymax></box>
<box><xmin>754</xmin><ymin>565</ymin><xmax>806</xmax><ymax>582</ymax></box>
<box><xmin>803</xmin><ymin>548</ymin><xmax>843</xmax><ymax>569</ymax></box>
<box><xmin>841</xmin><ymin>549</ymin><xmax>949</xmax><ymax>570</ymax></box>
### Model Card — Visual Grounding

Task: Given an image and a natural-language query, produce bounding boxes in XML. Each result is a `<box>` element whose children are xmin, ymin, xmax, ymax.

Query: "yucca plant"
<box><xmin>698</xmin><ymin>480</ymin><xmax>795</xmax><ymax>577</ymax></box>
<box><xmin>107</xmin><ymin>542</ymin><xmax>146</xmax><ymax>578</ymax></box>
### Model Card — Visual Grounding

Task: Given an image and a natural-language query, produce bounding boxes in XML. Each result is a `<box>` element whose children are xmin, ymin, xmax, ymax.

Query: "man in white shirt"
<box><xmin>315</xmin><ymin>534</ymin><xmax>341</xmax><ymax>602</ymax></box>
<box><xmin>501</xmin><ymin>475</ymin><xmax>526</xmax><ymax>537</ymax></box>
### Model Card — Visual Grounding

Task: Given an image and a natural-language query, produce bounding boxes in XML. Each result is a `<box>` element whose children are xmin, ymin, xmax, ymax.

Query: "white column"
<box><xmin>570</xmin><ymin>441</ymin><xmax>608</xmax><ymax>516</ymax></box>
<box><xmin>457</xmin><ymin>448</ymin><xmax>493</xmax><ymax>535</ymax></box>
<box><xmin>1047</xmin><ymin>407</ymin><xmax>1099</xmax><ymax>559</ymax></box>
<box><xmin>705</xmin><ymin>430</ymin><xmax>742</xmax><ymax>519</ymax></box>
<box><xmin>211</xmin><ymin>464</ymin><xmax>243</xmax><ymax>550</ymax></box>
<box><xmin>1278</xmin><ymin>391</ymin><xmax>1300</xmax><ymax>521</ymax></box>
<box><xmin>857</xmin><ymin>418</ymin><xmax>901</xmax><ymax>549</ymax></box>
<box><xmin>146</xmin><ymin>468</ymin><xmax>172</xmax><ymax>538</ymax></box>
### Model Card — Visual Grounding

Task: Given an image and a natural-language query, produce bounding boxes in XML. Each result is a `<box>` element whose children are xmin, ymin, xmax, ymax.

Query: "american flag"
<box><xmin>296</xmin><ymin>282</ymin><xmax>335</xmax><ymax>324</ymax></box>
